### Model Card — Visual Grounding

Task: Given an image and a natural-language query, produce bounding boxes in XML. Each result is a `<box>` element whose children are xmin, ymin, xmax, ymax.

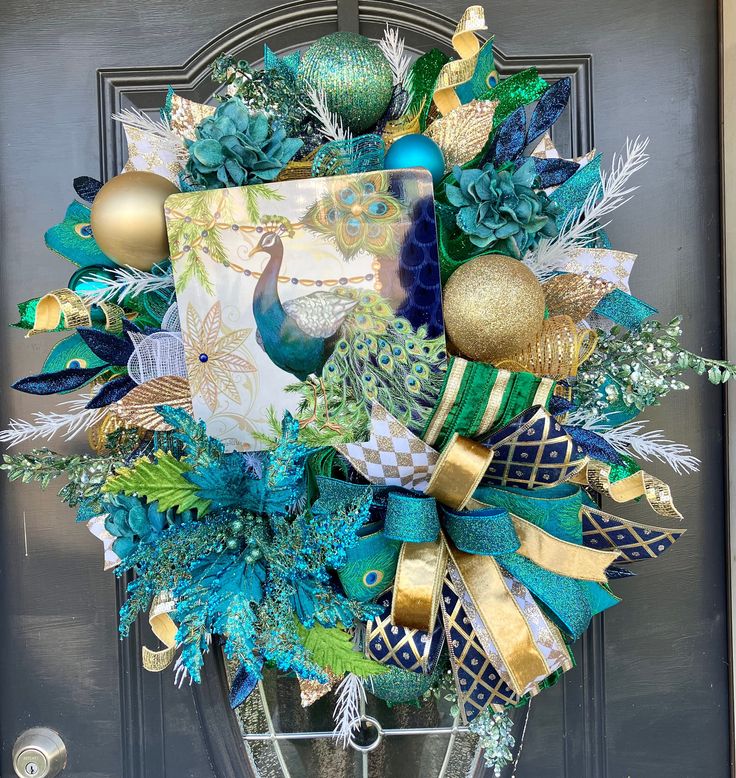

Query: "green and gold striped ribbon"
<box><xmin>422</xmin><ymin>356</ymin><xmax>555</xmax><ymax>449</ymax></box>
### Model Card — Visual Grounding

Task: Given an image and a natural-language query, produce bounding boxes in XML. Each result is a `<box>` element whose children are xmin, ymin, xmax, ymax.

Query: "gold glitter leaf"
<box><xmin>168</xmin><ymin>94</ymin><xmax>215</xmax><ymax>141</ymax></box>
<box><xmin>424</xmin><ymin>100</ymin><xmax>498</xmax><ymax>170</ymax></box>
<box><xmin>298</xmin><ymin>671</ymin><xmax>339</xmax><ymax>707</ymax></box>
<box><xmin>543</xmin><ymin>273</ymin><xmax>614</xmax><ymax>323</ymax></box>
<box><xmin>114</xmin><ymin>376</ymin><xmax>192</xmax><ymax>431</ymax></box>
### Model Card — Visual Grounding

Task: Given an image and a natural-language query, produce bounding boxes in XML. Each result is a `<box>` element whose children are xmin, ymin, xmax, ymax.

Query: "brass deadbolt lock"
<box><xmin>12</xmin><ymin>728</ymin><xmax>67</xmax><ymax>777</ymax></box>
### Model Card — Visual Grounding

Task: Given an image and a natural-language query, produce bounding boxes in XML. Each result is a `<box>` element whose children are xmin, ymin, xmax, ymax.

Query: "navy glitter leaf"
<box><xmin>229</xmin><ymin>663</ymin><xmax>260</xmax><ymax>708</ymax></box>
<box><xmin>73</xmin><ymin>176</ymin><xmax>103</xmax><ymax>203</ymax></box>
<box><xmin>563</xmin><ymin>424</ymin><xmax>624</xmax><ymax>465</ymax></box>
<box><xmin>527</xmin><ymin>77</ymin><xmax>571</xmax><ymax>145</ymax></box>
<box><xmin>12</xmin><ymin>366</ymin><xmax>106</xmax><ymax>395</ymax></box>
<box><xmin>77</xmin><ymin>327</ymin><xmax>134</xmax><ymax>365</ymax></box>
<box><xmin>548</xmin><ymin>394</ymin><xmax>575</xmax><ymax>416</ymax></box>
<box><xmin>606</xmin><ymin>566</ymin><xmax>636</xmax><ymax>580</ymax></box>
<box><xmin>86</xmin><ymin>375</ymin><xmax>137</xmax><ymax>408</ymax></box>
<box><xmin>490</xmin><ymin>106</ymin><xmax>527</xmax><ymax>166</ymax></box>
<box><xmin>533</xmin><ymin>157</ymin><xmax>580</xmax><ymax>188</ymax></box>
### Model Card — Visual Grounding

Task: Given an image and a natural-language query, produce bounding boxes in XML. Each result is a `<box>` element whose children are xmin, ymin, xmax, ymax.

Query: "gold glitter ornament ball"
<box><xmin>443</xmin><ymin>254</ymin><xmax>546</xmax><ymax>363</ymax></box>
<box><xmin>90</xmin><ymin>171</ymin><xmax>178</xmax><ymax>270</ymax></box>
<box><xmin>298</xmin><ymin>32</ymin><xmax>394</xmax><ymax>133</ymax></box>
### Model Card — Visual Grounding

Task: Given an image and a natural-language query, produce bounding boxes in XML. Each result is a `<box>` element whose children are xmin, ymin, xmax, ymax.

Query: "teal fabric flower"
<box><xmin>103</xmin><ymin>493</ymin><xmax>192</xmax><ymax>557</ymax></box>
<box><xmin>445</xmin><ymin>158</ymin><xmax>560</xmax><ymax>258</ymax></box>
<box><xmin>185</xmin><ymin>97</ymin><xmax>303</xmax><ymax>189</ymax></box>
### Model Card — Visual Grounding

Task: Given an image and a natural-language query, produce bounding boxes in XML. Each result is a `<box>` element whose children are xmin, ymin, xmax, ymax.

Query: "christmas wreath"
<box><xmin>3</xmin><ymin>5</ymin><xmax>725</xmax><ymax>772</ymax></box>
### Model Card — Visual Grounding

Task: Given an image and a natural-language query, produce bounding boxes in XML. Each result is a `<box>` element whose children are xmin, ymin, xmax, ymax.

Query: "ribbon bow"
<box><xmin>337</xmin><ymin>404</ymin><xmax>619</xmax><ymax>701</ymax></box>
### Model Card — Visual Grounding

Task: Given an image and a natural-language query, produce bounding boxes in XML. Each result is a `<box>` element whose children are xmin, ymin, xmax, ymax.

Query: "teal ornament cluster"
<box><xmin>384</xmin><ymin>134</ymin><xmax>446</xmax><ymax>185</ymax></box>
<box><xmin>298</xmin><ymin>32</ymin><xmax>394</xmax><ymax>133</ymax></box>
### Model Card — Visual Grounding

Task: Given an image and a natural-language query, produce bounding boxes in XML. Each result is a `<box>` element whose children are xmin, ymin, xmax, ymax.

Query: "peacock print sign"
<box><xmin>165</xmin><ymin>169</ymin><xmax>446</xmax><ymax>450</ymax></box>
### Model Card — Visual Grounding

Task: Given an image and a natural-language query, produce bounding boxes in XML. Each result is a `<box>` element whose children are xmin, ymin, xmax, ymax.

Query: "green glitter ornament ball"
<box><xmin>298</xmin><ymin>32</ymin><xmax>394</xmax><ymax>133</ymax></box>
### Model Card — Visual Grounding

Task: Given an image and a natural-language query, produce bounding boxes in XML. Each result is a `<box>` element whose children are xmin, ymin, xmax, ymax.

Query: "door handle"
<box><xmin>12</xmin><ymin>728</ymin><xmax>67</xmax><ymax>777</ymax></box>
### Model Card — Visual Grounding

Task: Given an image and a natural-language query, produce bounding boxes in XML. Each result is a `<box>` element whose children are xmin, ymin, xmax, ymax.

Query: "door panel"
<box><xmin>0</xmin><ymin>1</ymin><xmax>726</xmax><ymax>777</ymax></box>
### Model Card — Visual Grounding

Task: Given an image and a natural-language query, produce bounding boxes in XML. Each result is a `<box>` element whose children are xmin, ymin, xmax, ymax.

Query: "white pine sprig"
<box><xmin>332</xmin><ymin>673</ymin><xmax>365</xmax><ymax>747</ymax></box>
<box><xmin>0</xmin><ymin>396</ymin><xmax>105</xmax><ymax>447</ymax></box>
<box><xmin>302</xmin><ymin>83</ymin><xmax>352</xmax><ymax>142</ymax></box>
<box><xmin>565</xmin><ymin>411</ymin><xmax>700</xmax><ymax>475</ymax></box>
<box><xmin>112</xmin><ymin>107</ymin><xmax>185</xmax><ymax>154</ymax></box>
<box><xmin>523</xmin><ymin>136</ymin><xmax>650</xmax><ymax>279</ymax></box>
<box><xmin>77</xmin><ymin>265</ymin><xmax>174</xmax><ymax>305</ymax></box>
<box><xmin>379</xmin><ymin>25</ymin><xmax>411</xmax><ymax>87</ymax></box>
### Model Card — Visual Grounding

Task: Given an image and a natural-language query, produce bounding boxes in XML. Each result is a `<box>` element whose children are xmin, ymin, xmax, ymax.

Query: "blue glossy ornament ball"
<box><xmin>384</xmin><ymin>134</ymin><xmax>446</xmax><ymax>185</ymax></box>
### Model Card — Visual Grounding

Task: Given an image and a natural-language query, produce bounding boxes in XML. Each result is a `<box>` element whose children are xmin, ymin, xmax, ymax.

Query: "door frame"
<box><xmin>720</xmin><ymin>1</ymin><xmax>736</xmax><ymax>774</ymax></box>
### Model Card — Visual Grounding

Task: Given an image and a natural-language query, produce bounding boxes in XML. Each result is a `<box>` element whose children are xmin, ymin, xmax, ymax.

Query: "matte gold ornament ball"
<box><xmin>442</xmin><ymin>254</ymin><xmax>546</xmax><ymax>363</ymax></box>
<box><xmin>90</xmin><ymin>171</ymin><xmax>179</xmax><ymax>270</ymax></box>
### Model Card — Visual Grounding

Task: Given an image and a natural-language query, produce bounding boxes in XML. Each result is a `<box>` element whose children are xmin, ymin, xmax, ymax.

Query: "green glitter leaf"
<box><xmin>103</xmin><ymin>450</ymin><xmax>211</xmax><ymax>515</ymax></box>
<box><xmin>296</xmin><ymin>622</ymin><xmax>388</xmax><ymax>677</ymax></box>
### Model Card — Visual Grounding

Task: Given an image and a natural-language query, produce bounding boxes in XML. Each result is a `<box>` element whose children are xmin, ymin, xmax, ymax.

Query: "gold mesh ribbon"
<box><xmin>571</xmin><ymin>460</ymin><xmax>683</xmax><ymax>519</ymax></box>
<box><xmin>278</xmin><ymin>150</ymin><xmax>318</xmax><ymax>181</ymax></box>
<box><xmin>142</xmin><ymin>591</ymin><xmax>178</xmax><ymax>672</ymax></box>
<box><xmin>29</xmin><ymin>288</ymin><xmax>124</xmax><ymax>335</ymax></box>
<box><xmin>496</xmin><ymin>315</ymin><xmax>597</xmax><ymax>379</ymax></box>
<box><xmin>433</xmin><ymin>5</ymin><xmax>487</xmax><ymax>116</ymax></box>
<box><xmin>543</xmin><ymin>273</ymin><xmax>615</xmax><ymax>323</ymax></box>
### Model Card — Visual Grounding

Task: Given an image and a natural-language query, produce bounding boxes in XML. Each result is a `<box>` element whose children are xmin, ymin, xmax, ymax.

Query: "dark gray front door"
<box><xmin>0</xmin><ymin>1</ymin><xmax>727</xmax><ymax>777</ymax></box>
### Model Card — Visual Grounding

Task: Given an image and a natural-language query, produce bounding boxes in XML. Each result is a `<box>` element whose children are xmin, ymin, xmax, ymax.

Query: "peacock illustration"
<box><xmin>249</xmin><ymin>227</ymin><xmax>358</xmax><ymax>429</ymax></box>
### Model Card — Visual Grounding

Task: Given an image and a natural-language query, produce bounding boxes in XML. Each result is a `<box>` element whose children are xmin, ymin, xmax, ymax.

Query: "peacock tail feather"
<box><xmin>287</xmin><ymin>288</ymin><xmax>446</xmax><ymax>446</ymax></box>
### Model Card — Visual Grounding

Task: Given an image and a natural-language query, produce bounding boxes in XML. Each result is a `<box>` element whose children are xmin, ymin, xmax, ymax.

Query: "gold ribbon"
<box><xmin>433</xmin><ymin>5</ymin><xmax>488</xmax><ymax>116</ymax></box>
<box><xmin>142</xmin><ymin>591</ymin><xmax>178</xmax><ymax>672</ymax></box>
<box><xmin>571</xmin><ymin>460</ymin><xmax>682</xmax><ymax>519</ymax></box>
<box><xmin>383</xmin><ymin>102</ymin><xmax>424</xmax><ymax>148</ymax></box>
<box><xmin>496</xmin><ymin>315</ymin><xmax>597</xmax><ymax>379</ymax></box>
<box><xmin>391</xmin><ymin>434</ymin><xmax>488</xmax><ymax>632</ymax></box>
<box><xmin>29</xmin><ymin>288</ymin><xmax>124</xmax><ymax>335</ymax></box>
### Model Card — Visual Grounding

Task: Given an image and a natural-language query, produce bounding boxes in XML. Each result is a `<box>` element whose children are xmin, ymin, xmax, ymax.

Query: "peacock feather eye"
<box><xmin>345</xmin><ymin>217</ymin><xmax>361</xmax><ymax>236</ymax></box>
<box><xmin>363</xmin><ymin>181</ymin><xmax>376</xmax><ymax>195</ymax></box>
<box><xmin>66</xmin><ymin>358</ymin><xmax>88</xmax><ymax>369</ymax></box>
<box><xmin>339</xmin><ymin>187</ymin><xmax>357</xmax><ymax>206</ymax></box>
<box><xmin>326</xmin><ymin>208</ymin><xmax>339</xmax><ymax>224</ymax></box>
<box><xmin>367</xmin><ymin>200</ymin><xmax>388</xmax><ymax>216</ymax></box>
<box><xmin>362</xmin><ymin>569</ymin><xmax>384</xmax><ymax>588</ymax></box>
<box><xmin>336</xmin><ymin>341</ymin><xmax>350</xmax><ymax>353</ymax></box>
<box><xmin>74</xmin><ymin>223</ymin><xmax>93</xmax><ymax>238</ymax></box>
<box><xmin>405</xmin><ymin>375</ymin><xmax>421</xmax><ymax>393</ymax></box>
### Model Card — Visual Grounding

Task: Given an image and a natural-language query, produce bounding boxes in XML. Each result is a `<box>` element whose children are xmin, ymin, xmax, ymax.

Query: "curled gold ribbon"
<box><xmin>29</xmin><ymin>288</ymin><xmax>124</xmax><ymax>336</ymax></box>
<box><xmin>571</xmin><ymin>460</ymin><xmax>682</xmax><ymax>519</ymax></box>
<box><xmin>31</xmin><ymin>288</ymin><xmax>91</xmax><ymax>334</ymax></box>
<box><xmin>142</xmin><ymin>591</ymin><xmax>178</xmax><ymax>672</ymax></box>
<box><xmin>433</xmin><ymin>5</ymin><xmax>487</xmax><ymax>116</ymax></box>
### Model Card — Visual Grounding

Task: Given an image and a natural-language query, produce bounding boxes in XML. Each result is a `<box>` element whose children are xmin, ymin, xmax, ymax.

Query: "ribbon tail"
<box><xmin>446</xmin><ymin>546</ymin><xmax>571</xmax><ymax>698</ymax></box>
<box><xmin>512</xmin><ymin>514</ymin><xmax>620</xmax><ymax>581</ymax></box>
<box><xmin>142</xmin><ymin>591</ymin><xmax>177</xmax><ymax>672</ymax></box>
<box><xmin>391</xmin><ymin>539</ymin><xmax>447</xmax><ymax>633</ymax></box>
<box><xmin>571</xmin><ymin>461</ymin><xmax>682</xmax><ymax>519</ymax></box>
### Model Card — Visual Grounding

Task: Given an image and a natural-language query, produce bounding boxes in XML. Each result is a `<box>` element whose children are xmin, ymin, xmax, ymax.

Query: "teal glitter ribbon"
<box><xmin>385</xmin><ymin>493</ymin><xmax>599</xmax><ymax>640</ymax></box>
<box><xmin>595</xmin><ymin>288</ymin><xmax>657</xmax><ymax>328</ymax></box>
<box><xmin>475</xmin><ymin>484</ymin><xmax>620</xmax><ymax>617</ymax></box>
<box><xmin>550</xmin><ymin>154</ymin><xmax>602</xmax><ymax>228</ymax></box>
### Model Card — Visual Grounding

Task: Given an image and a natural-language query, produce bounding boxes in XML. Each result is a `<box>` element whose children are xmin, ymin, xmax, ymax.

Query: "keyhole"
<box><xmin>25</xmin><ymin>764</ymin><xmax>39</xmax><ymax>776</ymax></box>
